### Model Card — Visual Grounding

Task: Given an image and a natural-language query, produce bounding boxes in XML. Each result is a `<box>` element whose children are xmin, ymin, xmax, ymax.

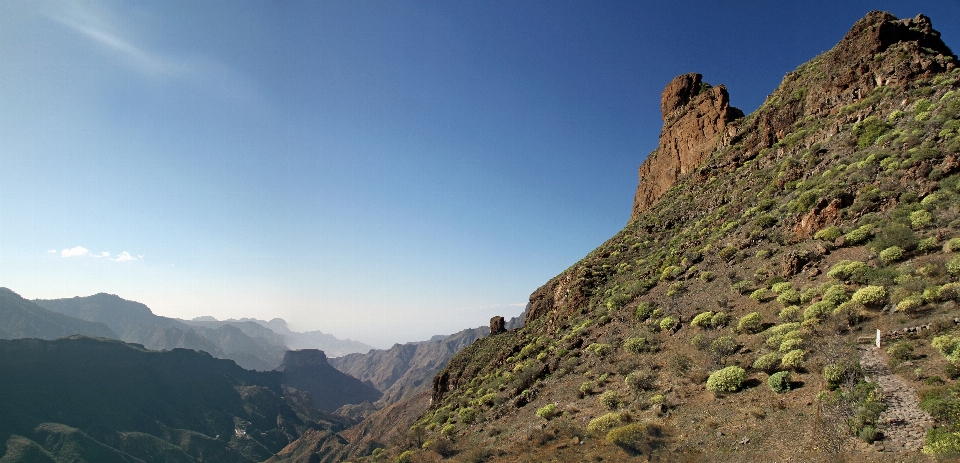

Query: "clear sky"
<box><xmin>1</xmin><ymin>1</ymin><xmax>957</xmax><ymax>348</ymax></box>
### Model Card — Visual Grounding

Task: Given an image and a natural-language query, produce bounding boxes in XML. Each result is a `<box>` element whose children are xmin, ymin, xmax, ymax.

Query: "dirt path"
<box><xmin>859</xmin><ymin>345</ymin><xmax>934</xmax><ymax>452</ymax></box>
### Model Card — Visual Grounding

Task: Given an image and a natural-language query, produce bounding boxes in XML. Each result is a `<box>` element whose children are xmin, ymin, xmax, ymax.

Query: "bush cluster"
<box><xmin>607</xmin><ymin>422</ymin><xmax>659</xmax><ymax>454</ymax></box>
<box><xmin>780</xmin><ymin>349</ymin><xmax>805</xmax><ymax>370</ymax></box>
<box><xmin>879</xmin><ymin>246</ymin><xmax>905</xmax><ymax>264</ymax></box>
<box><xmin>706</xmin><ymin>366</ymin><xmax>745</xmax><ymax>393</ymax></box>
<box><xmin>828</xmin><ymin>261</ymin><xmax>868</xmax><ymax>281</ymax></box>
<box><xmin>598</xmin><ymin>390</ymin><xmax>621</xmax><ymax>410</ymax></box>
<box><xmin>768</xmin><ymin>371</ymin><xmax>792</xmax><ymax>393</ymax></box>
<box><xmin>851</xmin><ymin>285</ymin><xmax>888</xmax><ymax>307</ymax></box>
<box><xmin>587</xmin><ymin>412</ymin><xmax>628</xmax><ymax>436</ymax></box>
<box><xmin>753</xmin><ymin>352</ymin><xmax>780</xmax><ymax>373</ymax></box>
<box><xmin>843</xmin><ymin>225</ymin><xmax>874</xmax><ymax>245</ymax></box>
<box><xmin>623</xmin><ymin>337</ymin><xmax>650</xmax><ymax>354</ymax></box>
<box><xmin>737</xmin><ymin>312</ymin><xmax>763</xmax><ymax>334</ymax></box>
<box><xmin>536</xmin><ymin>403</ymin><xmax>560</xmax><ymax>420</ymax></box>
<box><xmin>625</xmin><ymin>371</ymin><xmax>655</xmax><ymax>391</ymax></box>
<box><xmin>815</xmin><ymin>226</ymin><xmax>842</xmax><ymax>242</ymax></box>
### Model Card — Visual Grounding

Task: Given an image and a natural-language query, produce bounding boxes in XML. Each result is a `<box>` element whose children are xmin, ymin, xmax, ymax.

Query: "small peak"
<box><xmin>660</xmin><ymin>73</ymin><xmax>703</xmax><ymax>119</ymax></box>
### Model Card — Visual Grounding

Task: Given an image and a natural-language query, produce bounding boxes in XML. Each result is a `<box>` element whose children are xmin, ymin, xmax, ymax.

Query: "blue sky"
<box><xmin>2</xmin><ymin>1</ymin><xmax>957</xmax><ymax>348</ymax></box>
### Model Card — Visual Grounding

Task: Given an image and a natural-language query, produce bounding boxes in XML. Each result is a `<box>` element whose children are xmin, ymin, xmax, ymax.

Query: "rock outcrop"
<box><xmin>630</xmin><ymin>12</ymin><xmax>956</xmax><ymax>220</ymax></box>
<box><xmin>489</xmin><ymin>316</ymin><xmax>506</xmax><ymax>335</ymax></box>
<box><xmin>630</xmin><ymin>73</ymin><xmax>743</xmax><ymax>218</ymax></box>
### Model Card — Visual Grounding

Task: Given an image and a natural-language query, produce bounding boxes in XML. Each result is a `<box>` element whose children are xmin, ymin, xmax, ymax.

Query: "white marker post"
<box><xmin>876</xmin><ymin>329</ymin><xmax>881</xmax><ymax>348</ymax></box>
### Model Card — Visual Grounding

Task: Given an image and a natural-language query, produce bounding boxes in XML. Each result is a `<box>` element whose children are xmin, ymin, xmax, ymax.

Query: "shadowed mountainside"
<box><xmin>0</xmin><ymin>288</ymin><xmax>116</xmax><ymax>340</ymax></box>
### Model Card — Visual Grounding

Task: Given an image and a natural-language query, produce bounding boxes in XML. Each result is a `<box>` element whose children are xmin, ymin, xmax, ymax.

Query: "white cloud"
<box><xmin>111</xmin><ymin>251</ymin><xmax>136</xmax><ymax>262</ymax></box>
<box><xmin>100</xmin><ymin>251</ymin><xmax>110</xmax><ymax>257</ymax></box>
<box><xmin>61</xmin><ymin>246</ymin><xmax>90</xmax><ymax>257</ymax></box>
<box><xmin>46</xmin><ymin>249</ymin><xmax>57</xmax><ymax>254</ymax></box>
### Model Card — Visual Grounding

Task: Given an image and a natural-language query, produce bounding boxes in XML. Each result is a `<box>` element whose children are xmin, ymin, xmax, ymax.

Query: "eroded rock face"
<box><xmin>489</xmin><ymin>316</ymin><xmax>506</xmax><ymax>335</ymax></box>
<box><xmin>631</xmin><ymin>73</ymin><xmax>743</xmax><ymax>218</ymax></box>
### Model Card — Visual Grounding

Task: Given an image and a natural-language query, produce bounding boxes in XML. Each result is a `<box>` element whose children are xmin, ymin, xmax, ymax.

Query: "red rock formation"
<box><xmin>631</xmin><ymin>73</ymin><xmax>743</xmax><ymax>219</ymax></box>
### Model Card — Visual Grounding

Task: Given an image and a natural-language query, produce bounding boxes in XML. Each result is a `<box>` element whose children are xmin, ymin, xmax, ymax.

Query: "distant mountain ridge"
<box><xmin>217</xmin><ymin>317</ymin><xmax>375</xmax><ymax>358</ymax></box>
<box><xmin>0</xmin><ymin>288</ymin><xmax>116</xmax><ymax>341</ymax></box>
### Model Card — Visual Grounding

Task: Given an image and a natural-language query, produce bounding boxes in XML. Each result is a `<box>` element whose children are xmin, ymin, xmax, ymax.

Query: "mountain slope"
<box><xmin>252</xmin><ymin>318</ymin><xmax>375</xmax><ymax>357</ymax></box>
<box><xmin>34</xmin><ymin>294</ymin><xmax>285</xmax><ymax>370</ymax></box>
<box><xmin>320</xmin><ymin>11</ymin><xmax>960</xmax><ymax>461</ymax></box>
<box><xmin>329</xmin><ymin>326</ymin><xmax>488</xmax><ymax>407</ymax></box>
<box><xmin>0</xmin><ymin>288</ymin><xmax>116</xmax><ymax>340</ymax></box>
<box><xmin>0</xmin><ymin>336</ymin><xmax>352</xmax><ymax>463</ymax></box>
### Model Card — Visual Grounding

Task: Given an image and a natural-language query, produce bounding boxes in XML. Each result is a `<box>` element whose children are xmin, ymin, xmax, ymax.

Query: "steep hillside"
<box><xmin>35</xmin><ymin>293</ymin><xmax>285</xmax><ymax>370</ymax></box>
<box><xmin>0</xmin><ymin>288</ymin><xmax>116</xmax><ymax>340</ymax></box>
<box><xmin>0</xmin><ymin>336</ymin><xmax>352</xmax><ymax>463</ymax></box>
<box><xmin>326</xmin><ymin>11</ymin><xmax>960</xmax><ymax>461</ymax></box>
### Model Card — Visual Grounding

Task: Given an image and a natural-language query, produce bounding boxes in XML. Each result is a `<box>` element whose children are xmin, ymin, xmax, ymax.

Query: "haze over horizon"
<box><xmin>2</xmin><ymin>1</ymin><xmax>957</xmax><ymax>348</ymax></box>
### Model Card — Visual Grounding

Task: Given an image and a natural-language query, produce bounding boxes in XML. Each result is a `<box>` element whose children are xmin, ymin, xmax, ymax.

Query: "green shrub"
<box><xmin>700</xmin><ymin>271</ymin><xmax>716</xmax><ymax>282</ymax></box>
<box><xmin>828</xmin><ymin>261</ymin><xmax>868</xmax><ymax>281</ymax></box>
<box><xmin>441</xmin><ymin>423</ymin><xmax>455</xmax><ymax>436</ymax></box>
<box><xmin>634</xmin><ymin>302</ymin><xmax>654</xmax><ymax>322</ymax></box>
<box><xmin>815</xmin><ymin>226</ymin><xmax>842</xmax><ymax>242</ymax></box>
<box><xmin>666</xmin><ymin>281</ymin><xmax>685</xmax><ymax>297</ymax></box>
<box><xmin>859</xmin><ymin>426</ymin><xmax>878</xmax><ymax>444</ymax></box>
<box><xmin>750</xmin><ymin>288</ymin><xmax>769</xmax><ymax>302</ymax></box>
<box><xmin>872</xmin><ymin>223</ymin><xmax>919</xmax><ymax>252</ymax></box>
<box><xmin>781</xmin><ymin>349</ymin><xmax>805</xmax><ymax>370</ymax></box>
<box><xmin>897</xmin><ymin>296</ymin><xmax>924</xmax><ymax>312</ymax></box>
<box><xmin>851</xmin><ymin>285</ymin><xmax>888</xmax><ymax>307</ymax></box>
<box><xmin>887</xmin><ymin>342</ymin><xmax>914</xmax><ymax>365</ymax></box>
<box><xmin>599</xmin><ymin>390</ymin><xmax>621</xmax><ymax>410</ymax></box>
<box><xmin>660</xmin><ymin>265</ymin><xmax>682</xmax><ymax>281</ymax></box>
<box><xmin>732</xmin><ymin>280</ymin><xmax>754</xmax><ymax>295</ymax></box>
<box><xmin>948</xmin><ymin>238</ymin><xmax>960</xmax><ymax>252</ymax></box>
<box><xmin>587</xmin><ymin>412</ymin><xmax>627</xmax><ymax>436</ymax></box>
<box><xmin>459</xmin><ymin>407</ymin><xmax>476</xmax><ymax>423</ymax></box>
<box><xmin>771</xmin><ymin>282</ymin><xmax>793</xmax><ymax>294</ymax></box>
<box><xmin>768</xmin><ymin>371</ymin><xmax>792</xmax><ymax>393</ymax></box>
<box><xmin>753</xmin><ymin>352</ymin><xmax>780</xmax><ymax>373</ymax></box>
<box><xmin>779</xmin><ymin>338</ymin><xmax>804</xmax><ymax>353</ymax></box>
<box><xmin>822</xmin><ymin>284</ymin><xmax>849</xmax><ymax>306</ymax></box>
<box><xmin>843</xmin><ymin>225</ymin><xmax>874</xmax><ymax>245</ymax></box>
<box><xmin>710</xmin><ymin>336</ymin><xmax>739</xmax><ymax>360</ymax></box>
<box><xmin>479</xmin><ymin>392</ymin><xmax>499</xmax><ymax>407</ymax></box>
<box><xmin>737</xmin><ymin>312</ymin><xmax>763</xmax><ymax>334</ymax></box>
<box><xmin>659</xmin><ymin>316</ymin><xmax>678</xmax><ymax>331</ymax></box>
<box><xmin>800</xmin><ymin>288</ymin><xmax>818</xmax><ymax>303</ymax></box>
<box><xmin>854</xmin><ymin>116</ymin><xmax>890</xmax><ymax>148</ymax></box>
<box><xmin>879</xmin><ymin>246</ymin><xmax>905</xmax><ymax>264</ymax></box>
<box><xmin>691</xmin><ymin>311</ymin><xmax>714</xmax><ymax>328</ymax></box>
<box><xmin>756</xmin><ymin>249</ymin><xmax>771</xmax><ymax>259</ymax></box>
<box><xmin>933</xmin><ymin>335</ymin><xmax>960</xmax><ymax>362</ymax></box>
<box><xmin>710</xmin><ymin>312</ymin><xmax>730</xmax><ymax>327</ymax></box>
<box><xmin>834</xmin><ymin>301</ymin><xmax>866</xmax><ymax>324</ymax></box>
<box><xmin>579</xmin><ymin>380</ymin><xmax>597</xmax><ymax>395</ymax></box>
<box><xmin>718</xmin><ymin>246</ymin><xmax>739</xmax><ymax>260</ymax></box>
<box><xmin>939</xmin><ymin>283</ymin><xmax>960</xmax><ymax>301</ymax></box>
<box><xmin>923</xmin><ymin>428</ymin><xmax>960</xmax><ymax>455</ymax></box>
<box><xmin>587</xmin><ymin>343</ymin><xmax>612</xmax><ymax>357</ymax></box>
<box><xmin>607</xmin><ymin>422</ymin><xmax>658</xmax><ymax>454</ymax></box>
<box><xmin>776</xmin><ymin>289</ymin><xmax>801</xmax><ymax>305</ymax></box>
<box><xmin>396</xmin><ymin>450</ymin><xmax>416</xmax><ymax>463</ymax></box>
<box><xmin>623</xmin><ymin>337</ymin><xmax>650</xmax><ymax>354</ymax></box>
<box><xmin>803</xmin><ymin>301</ymin><xmax>833</xmax><ymax>321</ymax></box>
<box><xmin>778</xmin><ymin>305</ymin><xmax>802</xmax><ymax>322</ymax></box>
<box><xmin>706</xmin><ymin>366</ymin><xmax>745</xmax><ymax>393</ymax></box>
<box><xmin>824</xmin><ymin>362</ymin><xmax>862</xmax><ymax>390</ymax></box>
<box><xmin>918</xmin><ymin>236</ymin><xmax>939</xmax><ymax>253</ymax></box>
<box><xmin>911</xmin><ymin>210</ymin><xmax>934</xmax><ymax>229</ymax></box>
<box><xmin>948</xmin><ymin>256</ymin><xmax>960</xmax><ymax>277</ymax></box>
<box><xmin>625</xmin><ymin>371</ymin><xmax>655</xmax><ymax>391</ymax></box>
<box><xmin>536</xmin><ymin>403</ymin><xmax>560</xmax><ymax>420</ymax></box>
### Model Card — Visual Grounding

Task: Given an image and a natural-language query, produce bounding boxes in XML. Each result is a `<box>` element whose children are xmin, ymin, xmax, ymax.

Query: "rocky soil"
<box><xmin>859</xmin><ymin>345</ymin><xmax>934</xmax><ymax>452</ymax></box>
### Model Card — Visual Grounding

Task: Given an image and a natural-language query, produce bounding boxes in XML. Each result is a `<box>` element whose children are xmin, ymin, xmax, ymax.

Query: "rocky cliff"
<box><xmin>630</xmin><ymin>12</ymin><xmax>954</xmax><ymax>220</ymax></box>
<box><xmin>631</xmin><ymin>73</ymin><xmax>743</xmax><ymax>217</ymax></box>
